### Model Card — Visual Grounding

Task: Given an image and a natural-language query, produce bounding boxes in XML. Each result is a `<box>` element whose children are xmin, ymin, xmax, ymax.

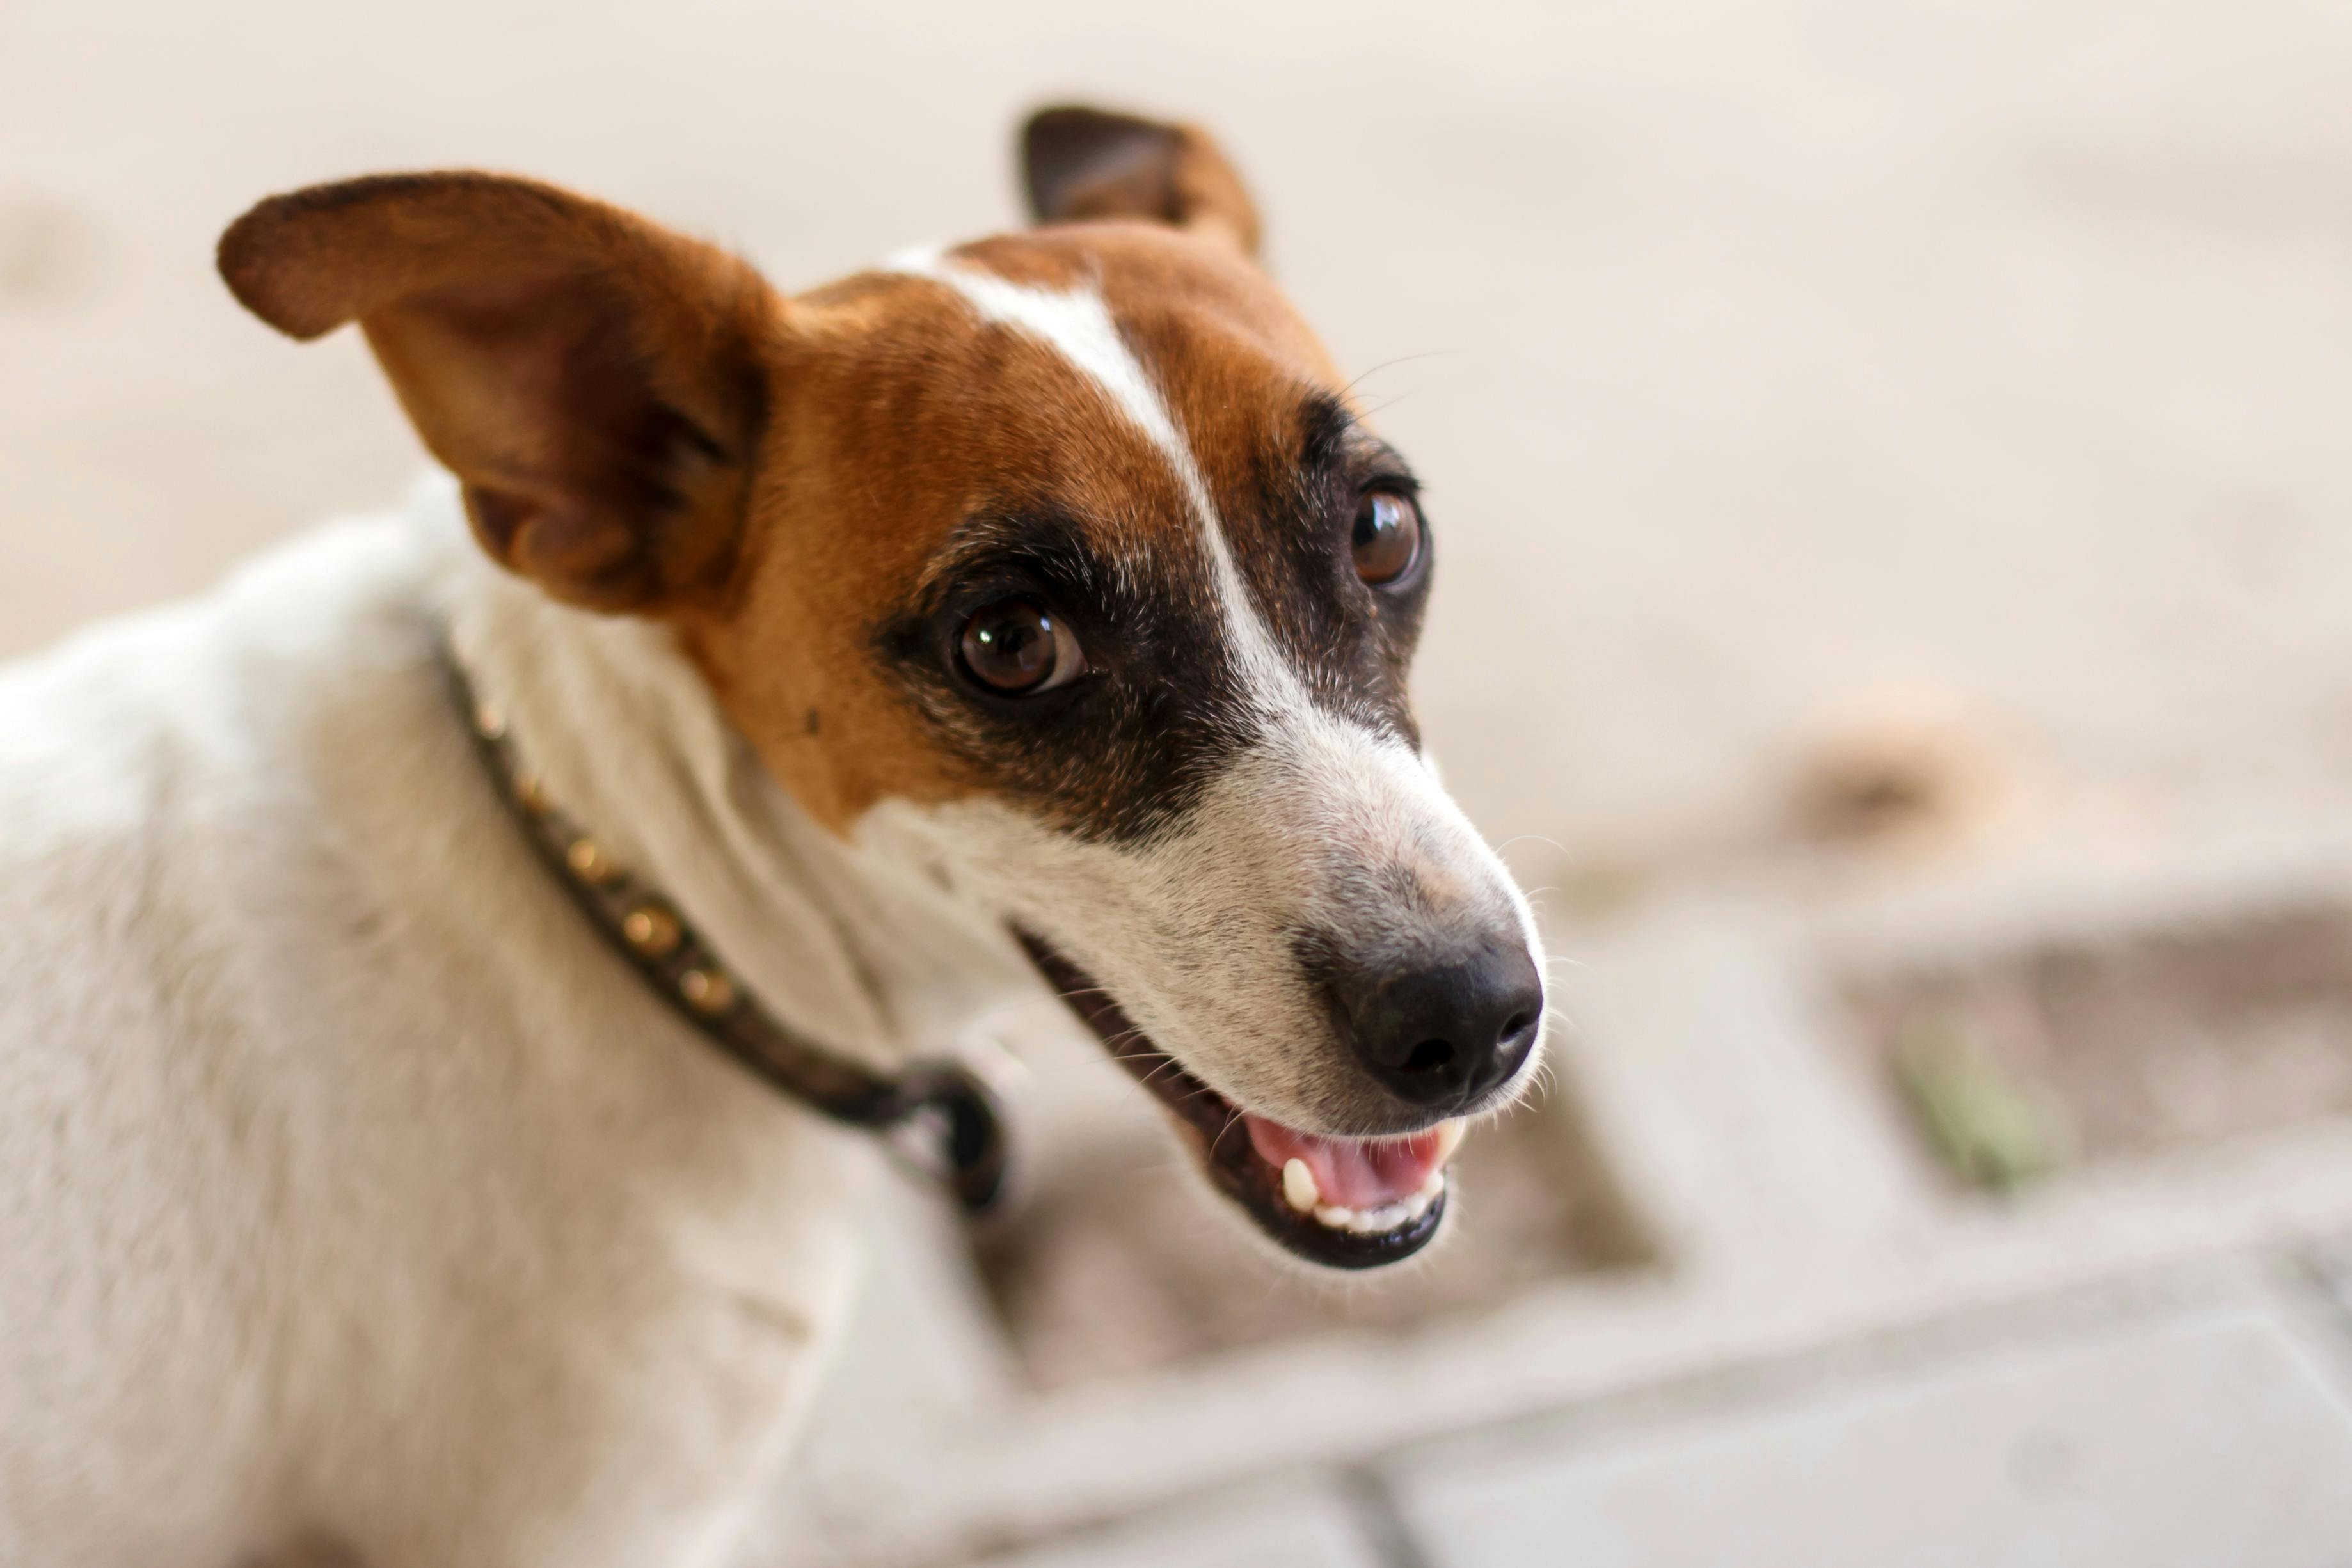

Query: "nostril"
<box><xmin>1498</xmin><ymin>1012</ymin><xmax>1533</xmax><ymax>1045</ymax></box>
<box><xmin>1402</xmin><ymin>1038</ymin><xmax>1454</xmax><ymax>1075</ymax></box>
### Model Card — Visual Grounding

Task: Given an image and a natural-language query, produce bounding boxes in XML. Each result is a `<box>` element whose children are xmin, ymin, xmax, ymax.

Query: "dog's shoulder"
<box><xmin>1</xmin><ymin>495</ymin><xmax>450</xmax><ymax>792</ymax></box>
<box><xmin>0</xmin><ymin>494</ymin><xmax>446</xmax><ymax>889</ymax></box>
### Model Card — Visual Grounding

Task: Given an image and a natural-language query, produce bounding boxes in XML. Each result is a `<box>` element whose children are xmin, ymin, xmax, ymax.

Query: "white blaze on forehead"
<box><xmin>911</xmin><ymin>265</ymin><xmax>1215</xmax><ymax>525</ymax></box>
<box><xmin>885</xmin><ymin>252</ymin><xmax>1302</xmax><ymax>708</ymax></box>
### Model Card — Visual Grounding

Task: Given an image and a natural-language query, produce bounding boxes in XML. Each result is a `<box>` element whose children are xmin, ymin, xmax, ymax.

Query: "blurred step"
<box><xmin>960</xmin><ymin>1483</ymin><xmax>1382</xmax><ymax>1568</ymax></box>
<box><xmin>1389</xmin><ymin>1303</ymin><xmax>2352</xmax><ymax>1568</ymax></box>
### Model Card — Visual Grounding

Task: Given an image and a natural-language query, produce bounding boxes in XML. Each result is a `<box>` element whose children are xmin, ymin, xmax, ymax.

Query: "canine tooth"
<box><xmin>1314</xmin><ymin>1204</ymin><xmax>1355</xmax><ymax>1229</ymax></box>
<box><xmin>1433</xmin><ymin>1118</ymin><xmax>1467</xmax><ymax>1166</ymax></box>
<box><xmin>1417</xmin><ymin>1169</ymin><xmax>1447</xmax><ymax>1199</ymax></box>
<box><xmin>1283</xmin><ymin>1158</ymin><xmax>1320</xmax><ymax>1214</ymax></box>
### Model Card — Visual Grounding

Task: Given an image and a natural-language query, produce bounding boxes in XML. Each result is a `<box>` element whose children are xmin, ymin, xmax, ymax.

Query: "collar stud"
<box><xmin>622</xmin><ymin>902</ymin><xmax>683</xmax><ymax>958</ymax></box>
<box><xmin>565</xmin><ymin>837</ymin><xmax>614</xmax><ymax>883</ymax></box>
<box><xmin>678</xmin><ymin>967</ymin><xmax>738</xmax><ymax>1016</ymax></box>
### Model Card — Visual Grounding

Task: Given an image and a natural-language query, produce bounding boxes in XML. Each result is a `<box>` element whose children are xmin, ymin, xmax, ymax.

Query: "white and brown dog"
<box><xmin>0</xmin><ymin>107</ymin><xmax>1545</xmax><ymax>1565</ymax></box>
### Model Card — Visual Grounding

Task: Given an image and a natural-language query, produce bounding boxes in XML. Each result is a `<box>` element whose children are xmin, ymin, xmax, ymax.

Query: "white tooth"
<box><xmin>1417</xmin><ymin>1169</ymin><xmax>1447</xmax><ymax>1199</ymax></box>
<box><xmin>1314</xmin><ymin>1204</ymin><xmax>1356</xmax><ymax>1229</ymax></box>
<box><xmin>1401</xmin><ymin>1189</ymin><xmax>1432</xmax><ymax>1222</ymax></box>
<box><xmin>1283</xmin><ymin>1158</ymin><xmax>1320</xmax><ymax>1214</ymax></box>
<box><xmin>1432</xmin><ymin>1118</ymin><xmax>1467</xmax><ymax>1166</ymax></box>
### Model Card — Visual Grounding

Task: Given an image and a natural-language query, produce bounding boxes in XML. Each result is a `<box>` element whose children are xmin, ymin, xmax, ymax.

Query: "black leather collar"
<box><xmin>443</xmin><ymin>643</ymin><xmax>1006</xmax><ymax>1213</ymax></box>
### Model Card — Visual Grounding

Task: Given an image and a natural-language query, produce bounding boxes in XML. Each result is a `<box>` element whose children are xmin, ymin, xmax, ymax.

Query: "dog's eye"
<box><xmin>1352</xmin><ymin>490</ymin><xmax>1423</xmax><ymax>586</ymax></box>
<box><xmin>958</xmin><ymin>598</ymin><xmax>1086</xmax><ymax>695</ymax></box>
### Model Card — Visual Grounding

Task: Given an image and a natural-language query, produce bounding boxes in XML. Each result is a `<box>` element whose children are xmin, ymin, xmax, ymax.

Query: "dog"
<box><xmin>0</xmin><ymin>106</ymin><xmax>1546</xmax><ymax>1566</ymax></box>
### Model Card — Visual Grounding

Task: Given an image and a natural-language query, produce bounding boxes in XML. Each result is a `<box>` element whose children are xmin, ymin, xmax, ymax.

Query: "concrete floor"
<box><xmin>9</xmin><ymin>3</ymin><xmax>2352</xmax><ymax>1565</ymax></box>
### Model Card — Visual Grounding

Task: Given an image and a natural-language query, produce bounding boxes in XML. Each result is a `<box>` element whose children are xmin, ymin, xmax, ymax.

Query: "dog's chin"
<box><xmin>1019</xmin><ymin>933</ymin><xmax>1464</xmax><ymax>1271</ymax></box>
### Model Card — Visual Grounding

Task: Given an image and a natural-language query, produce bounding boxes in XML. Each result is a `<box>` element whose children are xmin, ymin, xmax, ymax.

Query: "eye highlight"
<box><xmin>957</xmin><ymin>597</ymin><xmax>1086</xmax><ymax>696</ymax></box>
<box><xmin>1351</xmin><ymin>490</ymin><xmax>1424</xmax><ymax>587</ymax></box>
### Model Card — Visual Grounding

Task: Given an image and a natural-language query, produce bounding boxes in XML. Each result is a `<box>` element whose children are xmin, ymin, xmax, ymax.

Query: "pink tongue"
<box><xmin>1243</xmin><ymin>1115</ymin><xmax>1450</xmax><ymax>1210</ymax></box>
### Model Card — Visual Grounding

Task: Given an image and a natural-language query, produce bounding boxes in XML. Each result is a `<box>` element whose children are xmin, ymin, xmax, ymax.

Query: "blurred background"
<box><xmin>9</xmin><ymin>2</ymin><xmax>2352</xmax><ymax>1564</ymax></box>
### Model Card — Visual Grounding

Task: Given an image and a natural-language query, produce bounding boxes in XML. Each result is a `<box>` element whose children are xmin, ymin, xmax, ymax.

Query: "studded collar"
<box><xmin>443</xmin><ymin>642</ymin><xmax>1008</xmax><ymax>1214</ymax></box>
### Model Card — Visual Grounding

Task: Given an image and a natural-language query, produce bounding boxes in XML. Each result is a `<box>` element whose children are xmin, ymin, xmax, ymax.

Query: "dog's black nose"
<box><xmin>1329</xmin><ymin>941</ymin><xmax>1543</xmax><ymax>1109</ymax></box>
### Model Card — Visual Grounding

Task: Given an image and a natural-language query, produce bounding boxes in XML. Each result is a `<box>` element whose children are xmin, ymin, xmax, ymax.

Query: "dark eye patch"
<box><xmin>874</xmin><ymin>504</ymin><xmax>1262</xmax><ymax>843</ymax></box>
<box><xmin>870</xmin><ymin>395</ymin><xmax>1432</xmax><ymax>845</ymax></box>
<box><xmin>1207</xmin><ymin>391</ymin><xmax>1430</xmax><ymax>743</ymax></box>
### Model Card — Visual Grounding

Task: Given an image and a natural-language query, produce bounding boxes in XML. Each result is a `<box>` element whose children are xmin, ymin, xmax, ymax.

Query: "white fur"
<box><xmin>868</xmin><ymin>710</ymin><xmax>1541</xmax><ymax>1134</ymax></box>
<box><xmin>0</xmin><ymin>479</ymin><xmax>1035</xmax><ymax>1567</ymax></box>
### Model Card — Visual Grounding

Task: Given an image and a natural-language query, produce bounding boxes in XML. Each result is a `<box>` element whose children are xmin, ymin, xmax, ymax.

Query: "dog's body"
<box><xmin>1</xmin><ymin>109</ymin><xmax>1547</xmax><ymax>1565</ymax></box>
<box><xmin>0</xmin><ymin>487</ymin><xmax>1005</xmax><ymax>1564</ymax></box>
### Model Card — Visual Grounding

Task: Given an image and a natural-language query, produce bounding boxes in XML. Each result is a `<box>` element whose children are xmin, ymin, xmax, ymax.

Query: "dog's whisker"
<box><xmin>1494</xmin><ymin>833</ymin><xmax>1572</xmax><ymax>857</ymax></box>
<box><xmin>1335</xmin><ymin>349</ymin><xmax>1453</xmax><ymax>404</ymax></box>
<box><xmin>1206</xmin><ymin>1107</ymin><xmax>1248</xmax><ymax>1160</ymax></box>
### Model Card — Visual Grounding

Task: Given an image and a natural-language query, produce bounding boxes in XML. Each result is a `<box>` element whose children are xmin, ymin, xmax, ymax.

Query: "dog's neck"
<box><xmin>417</xmin><ymin>479</ymin><xmax>1033</xmax><ymax>1068</ymax></box>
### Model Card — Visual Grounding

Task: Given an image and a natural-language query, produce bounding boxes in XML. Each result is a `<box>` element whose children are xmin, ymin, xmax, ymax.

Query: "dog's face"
<box><xmin>219</xmin><ymin>108</ymin><xmax>1544</xmax><ymax>1269</ymax></box>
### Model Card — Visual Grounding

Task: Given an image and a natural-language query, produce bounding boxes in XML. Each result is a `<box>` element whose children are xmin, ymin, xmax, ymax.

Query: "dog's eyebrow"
<box><xmin>1298</xmin><ymin>392</ymin><xmax>1414</xmax><ymax>487</ymax></box>
<box><xmin>912</xmin><ymin>507</ymin><xmax>1123</xmax><ymax>605</ymax></box>
<box><xmin>1299</xmin><ymin>392</ymin><xmax>1357</xmax><ymax>471</ymax></box>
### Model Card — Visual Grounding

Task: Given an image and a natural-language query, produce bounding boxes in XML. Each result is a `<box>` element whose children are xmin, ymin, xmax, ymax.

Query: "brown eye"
<box><xmin>1352</xmin><ymin>490</ymin><xmax>1424</xmax><ymax>586</ymax></box>
<box><xmin>957</xmin><ymin>597</ymin><xmax>1086</xmax><ymax>695</ymax></box>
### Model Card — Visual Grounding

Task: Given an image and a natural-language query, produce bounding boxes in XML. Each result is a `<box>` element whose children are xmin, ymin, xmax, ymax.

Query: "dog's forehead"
<box><xmin>793</xmin><ymin>223</ymin><xmax>1351</xmax><ymax>574</ymax></box>
<box><xmin>939</xmin><ymin>223</ymin><xmax>1343</xmax><ymax>389</ymax></box>
<box><xmin>729</xmin><ymin>223</ymin><xmax>1422</xmax><ymax>837</ymax></box>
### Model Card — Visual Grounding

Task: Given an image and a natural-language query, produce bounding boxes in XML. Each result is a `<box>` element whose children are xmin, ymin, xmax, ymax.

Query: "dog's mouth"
<box><xmin>1019</xmin><ymin>933</ymin><xmax>1457</xmax><ymax>1269</ymax></box>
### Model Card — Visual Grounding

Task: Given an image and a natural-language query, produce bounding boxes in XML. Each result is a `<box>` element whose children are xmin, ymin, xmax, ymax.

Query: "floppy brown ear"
<box><xmin>218</xmin><ymin>173</ymin><xmax>775</xmax><ymax>612</ymax></box>
<box><xmin>1020</xmin><ymin>106</ymin><xmax>1262</xmax><ymax>259</ymax></box>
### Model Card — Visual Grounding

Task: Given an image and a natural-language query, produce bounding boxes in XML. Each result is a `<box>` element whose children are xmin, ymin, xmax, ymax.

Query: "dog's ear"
<box><xmin>1020</xmin><ymin>106</ymin><xmax>1262</xmax><ymax>259</ymax></box>
<box><xmin>218</xmin><ymin>173</ymin><xmax>774</xmax><ymax>613</ymax></box>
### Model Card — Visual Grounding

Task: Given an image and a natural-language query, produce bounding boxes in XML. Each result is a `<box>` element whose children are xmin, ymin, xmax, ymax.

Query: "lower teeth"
<box><xmin>1310</xmin><ymin>1177</ymin><xmax>1442</xmax><ymax>1235</ymax></box>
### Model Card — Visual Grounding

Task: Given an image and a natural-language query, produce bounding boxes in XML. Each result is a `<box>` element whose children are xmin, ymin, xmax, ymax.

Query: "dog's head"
<box><xmin>219</xmin><ymin>107</ymin><xmax>1545</xmax><ymax>1269</ymax></box>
